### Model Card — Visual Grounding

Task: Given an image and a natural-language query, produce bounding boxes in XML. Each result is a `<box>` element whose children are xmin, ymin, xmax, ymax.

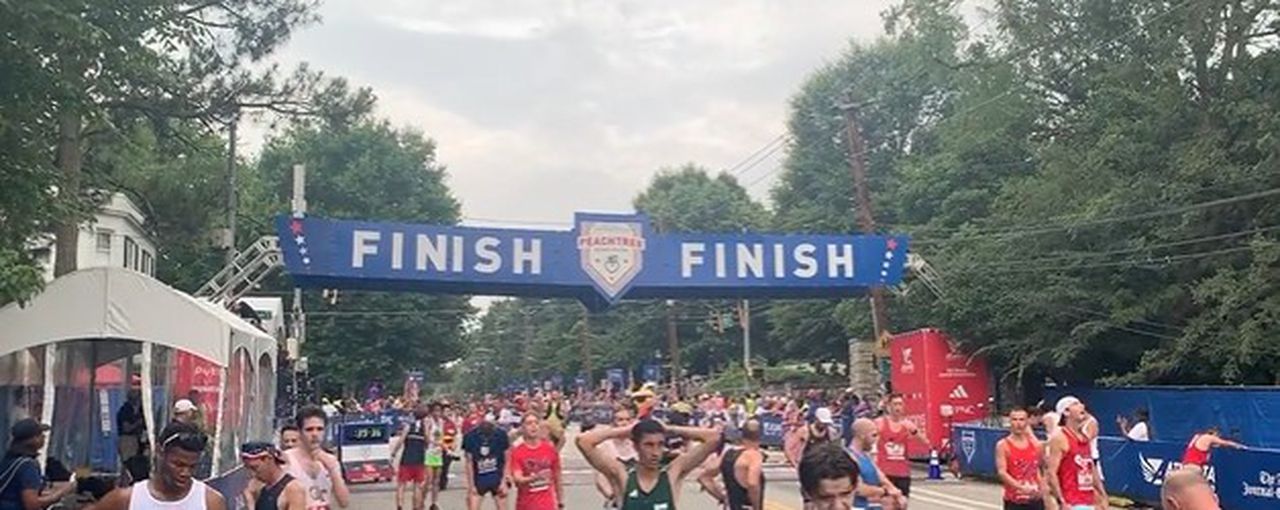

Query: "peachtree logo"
<box><xmin>1139</xmin><ymin>453</ymin><xmax>1216</xmax><ymax>486</ymax></box>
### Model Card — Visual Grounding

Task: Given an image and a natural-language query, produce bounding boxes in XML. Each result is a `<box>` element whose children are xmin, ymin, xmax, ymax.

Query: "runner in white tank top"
<box><xmin>92</xmin><ymin>422</ymin><xmax>226</xmax><ymax>510</ymax></box>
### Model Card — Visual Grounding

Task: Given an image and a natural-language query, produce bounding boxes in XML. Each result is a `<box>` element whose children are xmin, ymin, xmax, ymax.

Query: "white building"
<box><xmin>31</xmin><ymin>192</ymin><xmax>157</xmax><ymax>281</ymax></box>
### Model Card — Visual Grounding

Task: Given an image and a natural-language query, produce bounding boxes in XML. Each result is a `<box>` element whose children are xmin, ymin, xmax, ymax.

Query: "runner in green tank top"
<box><xmin>621</xmin><ymin>466</ymin><xmax>675</xmax><ymax>510</ymax></box>
<box><xmin>578</xmin><ymin>418</ymin><xmax>722</xmax><ymax>510</ymax></box>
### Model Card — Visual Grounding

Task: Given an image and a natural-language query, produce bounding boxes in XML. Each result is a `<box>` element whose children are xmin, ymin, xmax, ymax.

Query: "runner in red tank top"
<box><xmin>1181</xmin><ymin>427</ymin><xmax>1244</xmax><ymax>466</ymax></box>
<box><xmin>1046</xmin><ymin>396</ymin><xmax>1106</xmax><ymax>510</ymax></box>
<box><xmin>876</xmin><ymin>393</ymin><xmax>930</xmax><ymax>501</ymax></box>
<box><xmin>997</xmin><ymin>408</ymin><xmax>1046</xmax><ymax>510</ymax></box>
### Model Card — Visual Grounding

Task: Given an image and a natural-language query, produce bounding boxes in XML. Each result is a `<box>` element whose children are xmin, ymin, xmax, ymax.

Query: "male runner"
<box><xmin>543</xmin><ymin>390</ymin><xmax>569</xmax><ymax>450</ymax></box>
<box><xmin>849</xmin><ymin>418</ymin><xmax>906</xmax><ymax>510</ymax></box>
<box><xmin>996</xmin><ymin>408</ymin><xmax>1046</xmax><ymax>510</ymax></box>
<box><xmin>423</xmin><ymin>402</ymin><xmax>446</xmax><ymax>510</ymax></box>
<box><xmin>720</xmin><ymin>418</ymin><xmax>766</xmax><ymax>510</ymax></box>
<box><xmin>1160</xmin><ymin>467</ymin><xmax>1220</xmax><ymax>510</ymax></box>
<box><xmin>91</xmin><ymin>422</ymin><xmax>227</xmax><ymax>510</ymax></box>
<box><xmin>280</xmin><ymin>425</ymin><xmax>302</xmax><ymax>450</ymax></box>
<box><xmin>439</xmin><ymin>403</ymin><xmax>460</xmax><ymax>491</ymax></box>
<box><xmin>797</xmin><ymin>441</ymin><xmax>860</xmax><ymax>510</ymax></box>
<box><xmin>577</xmin><ymin>418</ymin><xmax>722</xmax><ymax>510</ymax></box>
<box><xmin>1045</xmin><ymin>397</ymin><xmax>1107</xmax><ymax>510</ymax></box>
<box><xmin>392</xmin><ymin>406</ymin><xmax>429</xmax><ymax>510</ymax></box>
<box><xmin>786</xmin><ymin>407</ymin><xmax>839</xmax><ymax>466</ymax></box>
<box><xmin>462</xmin><ymin>416</ymin><xmax>510</xmax><ymax>510</ymax></box>
<box><xmin>875</xmin><ymin>394</ymin><xmax>929</xmax><ymax>502</ymax></box>
<box><xmin>283</xmin><ymin>405</ymin><xmax>350</xmax><ymax>509</ymax></box>
<box><xmin>240</xmin><ymin>442</ymin><xmax>306</xmax><ymax>510</ymax></box>
<box><xmin>1182</xmin><ymin>427</ymin><xmax>1244</xmax><ymax>467</ymax></box>
<box><xmin>592</xmin><ymin>406</ymin><xmax>637</xmax><ymax>507</ymax></box>
<box><xmin>509</xmin><ymin>414</ymin><xmax>562</xmax><ymax>510</ymax></box>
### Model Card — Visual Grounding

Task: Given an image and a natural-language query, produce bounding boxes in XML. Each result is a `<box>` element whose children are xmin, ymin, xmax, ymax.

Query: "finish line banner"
<box><xmin>277</xmin><ymin>213</ymin><xmax>909</xmax><ymax>308</ymax></box>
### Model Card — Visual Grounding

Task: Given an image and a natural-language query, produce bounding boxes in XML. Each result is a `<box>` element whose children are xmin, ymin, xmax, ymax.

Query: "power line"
<box><xmin>975</xmin><ymin>224</ymin><xmax>1280</xmax><ymax>268</ymax></box>
<box><xmin>987</xmin><ymin>244</ymin><xmax>1256</xmax><ymax>273</ymax></box>
<box><xmin>726</xmin><ymin>134</ymin><xmax>788</xmax><ymax>176</ymax></box>
<box><xmin>913</xmin><ymin>185</ymin><xmax>1280</xmax><ymax>246</ymax></box>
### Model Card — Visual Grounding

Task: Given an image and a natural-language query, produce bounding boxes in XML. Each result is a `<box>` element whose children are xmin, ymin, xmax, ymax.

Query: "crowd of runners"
<box><xmin>2</xmin><ymin>385</ymin><xmax>1233</xmax><ymax>510</ymax></box>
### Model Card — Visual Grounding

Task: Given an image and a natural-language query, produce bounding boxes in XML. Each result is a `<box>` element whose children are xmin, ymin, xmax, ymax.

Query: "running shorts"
<box><xmin>397</xmin><ymin>464</ymin><xmax>425</xmax><ymax>483</ymax></box>
<box><xmin>474</xmin><ymin>477</ymin><xmax>504</xmax><ymax>496</ymax></box>
<box><xmin>425</xmin><ymin>451</ymin><xmax>444</xmax><ymax>468</ymax></box>
<box><xmin>887</xmin><ymin>475</ymin><xmax>912</xmax><ymax>497</ymax></box>
<box><xmin>1003</xmin><ymin>500</ymin><xmax>1046</xmax><ymax>510</ymax></box>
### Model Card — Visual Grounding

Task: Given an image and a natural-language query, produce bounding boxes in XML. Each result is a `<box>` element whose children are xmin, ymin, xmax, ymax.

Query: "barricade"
<box><xmin>1044</xmin><ymin>387</ymin><xmax>1280</xmax><ymax>448</ymax></box>
<box><xmin>953</xmin><ymin>424</ymin><xmax>1280</xmax><ymax>510</ymax></box>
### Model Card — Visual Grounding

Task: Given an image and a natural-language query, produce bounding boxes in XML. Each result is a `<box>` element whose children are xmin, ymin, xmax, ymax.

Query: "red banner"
<box><xmin>174</xmin><ymin>352</ymin><xmax>222</xmax><ymax>426</ymax></box>
<box><xmin>890</xmin><ymin>328</ymin><xmax>993</xmax><ymax>457</ymax></box>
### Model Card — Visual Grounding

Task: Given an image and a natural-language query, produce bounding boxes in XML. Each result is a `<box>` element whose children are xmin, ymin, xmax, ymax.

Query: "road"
<box><xmin>351</xmin><ymin>435</ymin><xmax>1005</xmax><ymax>509</ymax></box>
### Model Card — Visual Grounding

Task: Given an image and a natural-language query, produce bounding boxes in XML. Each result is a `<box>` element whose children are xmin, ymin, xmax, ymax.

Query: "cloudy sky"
<box><xmin>266</xmin><ymin>0</ymin><xmax>964</xmax><ymax>227</ymax></box>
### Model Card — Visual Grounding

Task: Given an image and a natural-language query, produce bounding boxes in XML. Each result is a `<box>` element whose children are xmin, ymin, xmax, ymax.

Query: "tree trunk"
<box><xmin>53</xmin><ymin>109</ymin><xmax>82</xmax><ymax>277</ymax></box>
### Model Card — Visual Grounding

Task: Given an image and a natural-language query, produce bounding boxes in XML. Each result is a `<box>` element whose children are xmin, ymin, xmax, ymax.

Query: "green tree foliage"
<box><xmin>772</xmin><ymin>0</ymin><xmax>1280</xmax><ymax>387</ymax></box>
<box><xmin>254</xmin><ymin>96</ymin><xmax>468</xmax><ymax>394</ymax></box>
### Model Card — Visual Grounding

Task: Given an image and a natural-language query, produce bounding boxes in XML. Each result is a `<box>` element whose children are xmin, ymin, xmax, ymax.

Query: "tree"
<box><xmin>254</xmin><ymin>97</ymin><xmax>468</xmax><ymax>395</ymax></box>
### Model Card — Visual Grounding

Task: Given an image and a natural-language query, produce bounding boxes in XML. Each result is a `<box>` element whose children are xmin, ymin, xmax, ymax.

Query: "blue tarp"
<box><xmin>953</xmin><ymin>424</ymin><xmax>1280</xmax><ymax>510</ymax></box>
<box><xmin>1043</xmin><ymin>387</ymin><xmax>1280</xmax><ymax>448</ymax></box>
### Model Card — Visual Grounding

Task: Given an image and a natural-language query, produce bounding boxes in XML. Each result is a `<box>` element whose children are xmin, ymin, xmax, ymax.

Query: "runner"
<box><xmin>439</xmin><ymin>402</ymin><xmax>460</xmax><ymax>491</ymax></box>
<box><xmin>461</xmin><ymin>414</ymin><xmax>510</xmax><ymax>510</ymax></box>
<box><xmin>720</xmin><ymin>418</ymin><xmax>766</xmax><ymax>510</ymax></box>
<box><xmin>797</xmin><ymin>441</ymin><xmax>860</xmax><ymax>510</ymax></box>
<box><xmin>1181</xmin><ymin>427</ymin><xmax>1244</xmax><ymax>467</ymax></box>
<box><xmin>91</xmin><ymin>422</ymin><xmax>227</xmax><ymax>510</ymax></box>
<box><xmin>509</xmin><ymin>414</ymin><xmax>562</xmax><ymax>510</ymax></box>
<box><xmin>280</xmin><ymin>425</ymin><xmax>302</xmax><ymax>450</ymax></box>
<box><xmin>543</xmin><ymin>390</ymin><xmax>569</xmax><ymax>450</ymax></box>
<box><xmin>283</xmin><ymin>404</ymin><xmax>351</xmax><ymax>509</ymax></box>
<box><xmin>241</xmin><ymin>442</ymin><xmax>306</xmax><ymax>510</ymax></box>
<box><xmin>848</xmin><ymin>418</ymin><xmax>906</xmax><ymax>510</ymax></box>
<box><xmin>996</xmin><ymin>408</ymin><xmax>1046</xmax><ymax>510</ymax></box>
<box><xmin>786</xmin><ymin>406</ymin><xmax>840</xmax><ymax>508</ymax></box>
<box><xmin>423</xmin><ymin>402</ymin><xmax>446</xmax><ymax>510</ymax></box>
<box><xmin>577</xmin><ymin>417</ymin><xmax>722</xmax><ymax>510</ymax></box>
<box><xmin>1045</xmin><ymin>396</ymin><xmax>1107</xmax><ymax>510</ymax></box>
<box><xmin>1159</xmin><ymin>467</ymin><xmax>1220</xmax><ymax>510</ymax></box>
<box><xmin>392</xmin><ymin>405</ymin><xmax>429</xmax><ymax>510</ymax></box>
<box><xmin>592</xmin><ymin>406</ymin><xmax>638</xmax><ymax>507</ymax></box>
<box><xmin>875</xmin><ymin>393</ymin><xmax>929</xmax><ymax>502</ymax></box>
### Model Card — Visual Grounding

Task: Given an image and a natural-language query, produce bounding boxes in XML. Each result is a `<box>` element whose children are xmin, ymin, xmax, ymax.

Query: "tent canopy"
<box><xmin>0</xmin><ymin>266</ymin><xmax>275</xmax><ymax>366</ymax></box>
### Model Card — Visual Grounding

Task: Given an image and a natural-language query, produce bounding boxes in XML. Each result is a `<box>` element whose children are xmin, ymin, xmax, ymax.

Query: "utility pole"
<box><xmin>289</xmin><ymin>164</ymin><xmax>307</xmax><ymax>412</ymax></box>
<box><xmin>840</xmin><ymin>92</ymin><xmax>891</xmax><ymax>395</ymax></box>
<box><xmin>740</xmin><ymin>299</ymin><xmax>751</xmax><ymax>375</ymax></box>
<box><xmin>579</xmin><ymin>305</ymin><xmax>592</xmax><ymax>390</ymax></box>
<box><xmin>666</xmin><ymin>299</ymin><xmax>681</xmax><ymax>394</ymax></box>
<box><xmin>224</xmin><ymin>108</ymin><xmax>239</xmax><ymax>266</ymax></box>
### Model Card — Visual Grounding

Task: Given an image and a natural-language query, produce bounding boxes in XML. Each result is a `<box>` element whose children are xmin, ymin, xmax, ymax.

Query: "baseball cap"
<box><xmin>815</xmin><ymin>407</ymin><xmax>835</xmax><ymax>425</ymax></box>
<box><xmin>10</xmin><ymin>418</ymin><xmax>50</xmax><ymax>442</ymax></box>
<box><xmin>174</xmin><ymin>399</ymin><xmax>198</xmax><ymax>413</ymax></box>
<box><xmin>1055</xmin><ymin>396</ymin><xmax>1082</xmax><ymax>416</ymax></box>
<box><xmin>240</xmin><ymin>441</ymin><xmax>285</xmax><ymax>464</ymax></box>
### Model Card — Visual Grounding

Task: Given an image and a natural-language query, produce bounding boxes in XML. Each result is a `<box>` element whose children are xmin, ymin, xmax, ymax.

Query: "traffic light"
<box><xmin>707</xmin><ymin>311</ymin><xmax>725</xmax><ymax>334</ymax></box>
<box><xmin>321</xmin><ymin>288</ymin><xmax>339</xmax><ymax>305</ymax></box>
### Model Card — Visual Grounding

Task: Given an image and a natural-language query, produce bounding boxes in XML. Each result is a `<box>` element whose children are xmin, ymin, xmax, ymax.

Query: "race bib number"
<box><xmin>885</xmin><ymin>441</ymin><xmax>906</xmax><ymax>460</ymax></box>
<box><xmin>477</xmin><ymin>457</ymin><xmax>498</xmax><ymax>474</ymax></box>
<box><xmin>1075</xmin><ymin>455</ymin><xmax>1095</xmax><ymax>490</ymax></box>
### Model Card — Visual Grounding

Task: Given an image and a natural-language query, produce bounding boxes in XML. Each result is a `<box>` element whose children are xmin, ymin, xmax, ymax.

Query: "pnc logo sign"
<box><xmin>576</xmin><ymin>217</ymin><xmax>647</xmax><ymax>302</ymax></box>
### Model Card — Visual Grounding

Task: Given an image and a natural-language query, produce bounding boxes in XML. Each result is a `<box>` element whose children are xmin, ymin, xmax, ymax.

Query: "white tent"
<box><xmin>0</xmin><ymin>266</ymin><xmax>277</xmax><ymax>475</ymax></box>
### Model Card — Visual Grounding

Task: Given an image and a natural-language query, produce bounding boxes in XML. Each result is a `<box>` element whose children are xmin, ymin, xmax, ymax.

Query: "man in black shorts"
<box><xmin>462</xmin><ymin>416</ymin><xmax>510</xmax><ymax>510</ymax></box>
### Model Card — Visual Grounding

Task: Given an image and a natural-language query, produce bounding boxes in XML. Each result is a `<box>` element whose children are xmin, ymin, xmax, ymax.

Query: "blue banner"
<box><xmin>642</xmin><ymin>364</ymin><xmax>663</xmax><ymax>383</ymax></box>
<box><xmin>277</xmin><ymin>214</ymin><xmax>908</xmax><ymax>307</ymax></box>
<box><xmin>759</xmin><ymin>414</ymin><xmax>785</xmax><ymax>448</ymax></box>
<box><xmin>953</xmin><ymin>425</ymin><xmax>1280</xmax><ymax>510</ymax></box>
<box><xmin>606</xmin><ymin>368</ymin><xmax>626</xmax><ymax>389</ymax></box>
<box><xmin>1044</xmin><ymin>387</ymin><xmax>1280</xmax><ymax>448</ymax></box>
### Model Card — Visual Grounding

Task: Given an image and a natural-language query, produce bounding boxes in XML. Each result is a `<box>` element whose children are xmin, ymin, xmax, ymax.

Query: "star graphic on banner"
<box><xmin>289</xmin><ymin>219</ymin><xmax>304</xmax><ymax>236</ymax></box>
<box><xmin>294</xmin><ymin>235</ymin><xmax>305</xmax><ymax>245</ymax></box>
<box><xmin>886</xmin><ymin>238</ymin><xmax>899</xmax><ymax>251</ymax></box>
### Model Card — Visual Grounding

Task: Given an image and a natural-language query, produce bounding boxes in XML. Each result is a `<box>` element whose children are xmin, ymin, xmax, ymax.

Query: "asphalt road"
<box><xmin>351</xmin><ymin>435</ymin><xmax>1006</xmax><ymax>510</ymax></box>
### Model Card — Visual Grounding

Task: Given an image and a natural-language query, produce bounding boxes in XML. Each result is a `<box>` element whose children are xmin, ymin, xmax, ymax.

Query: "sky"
<box><xmin>260</xmin><ymin>0</ymin><xmax>940</xmax><ymax>227</ymax></box>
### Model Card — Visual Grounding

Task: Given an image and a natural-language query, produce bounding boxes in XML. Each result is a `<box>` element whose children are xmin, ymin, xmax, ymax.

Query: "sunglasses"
<box><xmin>240</xmin><ymin>442</ymin><xmax>284</xmax><ymax>462</ymax></box>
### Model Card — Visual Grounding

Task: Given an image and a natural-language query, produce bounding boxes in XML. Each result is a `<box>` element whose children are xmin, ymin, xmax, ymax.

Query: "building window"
<box><xmin>124</xmin><ymin>237</ymin><xmax>138</xmax><ymax>271</ymax></box>
<box><xmin>96</xmin><ymin>231</ymin><xmax>112</xmax><ymax>252</ymax></box>
<box><xmin>141</xmin><ymin>251</ymin><xmax>154</xmax><ymax>276</ymax></box>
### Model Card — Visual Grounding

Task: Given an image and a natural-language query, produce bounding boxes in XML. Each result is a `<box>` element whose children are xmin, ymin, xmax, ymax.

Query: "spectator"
<box><xmin>1161</xmin><ymin>467</ymin><xmax>1220</xmax><ymax>510</ymax></box>
<box><xmin>1118</xmin><ymin>408</ymin><xmax>1152</xmax><ymax>441</ymax></box>
<box><xmin>0</xmin><ymin>419</ymin><xmax>77</xmax><ymax>510</ymax></box>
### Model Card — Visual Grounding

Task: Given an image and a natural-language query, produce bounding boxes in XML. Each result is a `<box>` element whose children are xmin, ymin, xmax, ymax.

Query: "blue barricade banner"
<box><xmin>759</xmin><ymin>414</ymin><xmax>785</xmax><ymax>448</ymax></box>
<box><xmin>278</xmin><ymin>214</ymin><xmax>908</xmax><ymax>308</ymax></box>
<box><xmin>1044</xmin><ymin>387</ymin><xmax>1280</xmax><ymax>448</ymax></box>
<box><xmin>954</xmin><ymin>425</ymin><xmax>1280</xmax><ymax>510</ymax></box>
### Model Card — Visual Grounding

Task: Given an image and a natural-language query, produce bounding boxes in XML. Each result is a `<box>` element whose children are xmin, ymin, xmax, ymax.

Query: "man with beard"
<box><xmin>240</xmin><ymin>442</ymin><xmax>306</xmax><ymax>510</ymax></box>
<box><xmin>578</xmin><ymin>418</ymin><xmax>722</xmax><ymax>510</ymax></box>
<box><xmin>462</xmin><ymin>416</ymin><xmax>511</xmax><ymax>510</ymax></box>
<box><xmin>90</xmin><ymin>422</ymin><xmax>226</xmax><ymax>510</ymax></box>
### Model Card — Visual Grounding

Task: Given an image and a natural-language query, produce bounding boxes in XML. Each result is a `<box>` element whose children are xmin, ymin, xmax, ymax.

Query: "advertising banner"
<box><xmin>891</xmin><ymin>329</ymin><xmax>992</xmax><ymax>457</ymax></box>
<box><xmin>175</xmin><ymin>351</ymin><xmax>222</xmax><ymax>425</ymax></box>
<box><xmin>277</xmin><ymin>214</ymin><xmax>908</xmax><ymax>308</ymax></box>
